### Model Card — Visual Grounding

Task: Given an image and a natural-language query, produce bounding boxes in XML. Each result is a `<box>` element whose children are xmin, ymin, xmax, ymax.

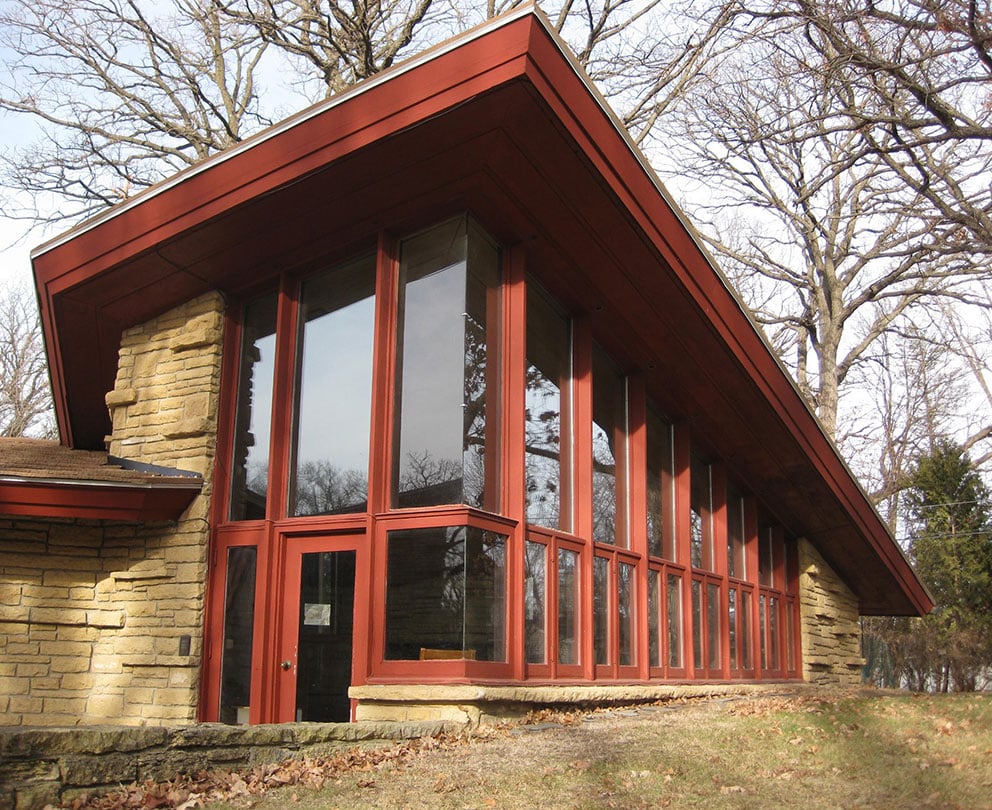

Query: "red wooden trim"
<box><xmin>0</xmin><ymin>479</ymin><xmax>199</xmax><ymax>521</ymax></box>
<box><xmin>709</xmin><ymin>463</ymin><xmax>731</xmax><ymax>679</ymax></box>
<box><xmin>368</xmin><ymin>232</ymin><xmax>399</xmax><ymax>515</ymax></box>
<box><xmin>504</xmin><ymin>245</ymin><xmax>527</xmax><ymax>681</ymax></box>
<box><xmin>265</xmin><ymin>275</ymin><xmax>298</xmax><ymax>520</ymax></box>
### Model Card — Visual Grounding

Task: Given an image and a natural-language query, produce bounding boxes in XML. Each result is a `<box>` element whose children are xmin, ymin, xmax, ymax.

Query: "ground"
<box><xmin>66</xmin><ymin>689</ymin><xmax>992</xmax><ymax>810</ymax></box>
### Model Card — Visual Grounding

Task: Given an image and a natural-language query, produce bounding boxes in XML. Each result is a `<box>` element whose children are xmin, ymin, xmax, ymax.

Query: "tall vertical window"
<box><xmin>648</xmin><ymin>569</ymin><xmax>661</xmax><ymax>667</ymax></box>
<box><xmin>727</xmin><ymin>487</ymin><xmax>745</xmax><ymax>579</ymax></box>
<box><xmin>230</xmin><ymin>293</ymin><xmax>278</xmax><ymax>521</ymax></box>
<box><xmin>646</xmin><ymin>405</ymin><xmax>673</xmax><ymax>559</ymax></box>
<box><xmin>690</xmin><ymin>455</ymin><xmax>712</xmax><ymax>569</ymax></box>
<box><xmin>667</xmin><ymin>574</ymin><xmax>683</xmax><ymax>668</ymax></box>
<box><xmin>525</xmin><ymin>285</ymin><xmax>571</xmax><ymax>530</ymax></box>
<box><xmin>618</xmin><ymin>561</ymin><xmax>634</xmax><ymax>667</ymax></box>
<box><xmin>558</xmin><ymin>548</ymin><xmax>579</xmax><ymax>665</ymax></box>
<box><xmin>290</xmin><ymin>255</ymin><xmax>376</xmax><ymax>516</ymax></box>
<box><xmin>393</xmin><ymin>217</ymin><xmax>501</xmax><ymax>510</ymax></box>
<box><xmin>593</xmin><ymin>556</ymin><xmax>610</xmax><ymax>665</ymax></box>
<box><xmin>592</xmin><ymin>345</ymin><xmax>626</xmax><ymax>546</ymax></box>
<box><xmin>524</xmin><ymin>541</ymin><xmax>547</xmax><ymax>664</ymax></box>
<box><xmin>219</xmin><ymin>546</ymin><xmax>257</xmax><ymax>723</ymax></box>
<box><xmin>758</xmin><ymin>524</ymin><xmax>773</xmax><ymax>586</ymax></box>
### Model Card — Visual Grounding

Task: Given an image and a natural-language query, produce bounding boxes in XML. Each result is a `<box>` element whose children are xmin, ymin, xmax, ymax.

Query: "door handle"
<box><xmin>280</xmin><ymin>660</ymin><xmax>292</xmax><ymax>671</ymax></box>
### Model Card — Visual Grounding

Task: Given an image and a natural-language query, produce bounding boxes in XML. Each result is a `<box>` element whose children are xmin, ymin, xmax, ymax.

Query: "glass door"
<box><xmin>278</xmin><ymin>536</ymin><xmax>362</xmax><ymax>722</ymax></box>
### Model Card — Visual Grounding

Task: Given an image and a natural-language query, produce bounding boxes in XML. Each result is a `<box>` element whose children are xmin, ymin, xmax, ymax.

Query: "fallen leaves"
<box><xmin>61</xmin><ymin>734</ymin><xmax>472</xmax><ymax>810</ymax></box>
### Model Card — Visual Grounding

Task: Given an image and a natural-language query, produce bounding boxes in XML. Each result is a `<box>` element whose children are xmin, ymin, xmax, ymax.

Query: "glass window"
<box><xmin>525</xmin><ymin>285</ymin><xmax>571</xmax><ymax>530</ymax></box>
<box><xmin>690</xmin><ymin>455</ymin><xmax>711</xmax><ymax>569</ymax></box>
<box><xmin>525</xmin><ymin>541</ymin><xmax>547</xmax><ymax>664</ymax></box>
<box><xmin>558</xmin><ymin>548</ymin><xmax>579</xmax><ymax>665</ymax></box>
<box><xmin>385</xmin><ymin>525</ymin><xmax>506</xmax><ymax>661</ymax></box>
<box><xmin>707</xmin><ymin>582</ymin><xmax>721</xmax><ymax>670</ymax></box>
<box><xmin>646</xmin><ymin>405</ymin><xmax>673</xmax><ymax>559</ymax></box>
<box><xmin>592</xmin><ymin>345</ymin><xmax>625</xmax><ymax>546</ymax></box>
<box><xmin>727</xmin><ymin>487</ymin><xmax>745</xmax><ymax>579</ymax></box>
<box><xmin>593</xmin><ymin>556</ymin><xmax>610</xmax><ymax>665</ymax></box>
<box><xmin>230</xmin><ymin>293</ymin><xmax>278</xmax><ymax>520</ymax></box>
<box><xmin>393</xmin><ymin>217</ymin><xmax>501</xmax><ymax>510</ymax></box>
<box><xmin>648</xmin><ymin>569</ymin><xmax>661</xmax><ymax>668</ymax></box>
<box><xmin>691</xmin><ymin>579</ymin><xmax>703</xmax><ymax>669</ymax></box>
<box><xmin>219</xmin><ymin>546</ymin><xmax>257</xmax><ymax>723</ymax></box>
<box><xmin>758</xmin><ymin>525</ymin><xmax>773</xmax><ymax>586</ymax></box>
<box><xmin>759</xmin><ymin>593</ymin><xmax>767</xmax><ymax>670</ymax></box>
<box><xmin>290</xmin><ymin>255</ymin><xmax>376</xmax><ymax>516</ymax></box>
<box><xmin>618</xmin><ymin>562</ymin><xmax>634</xmax><ymax>667</ymax></box>
<box><xmin>728</xmin><ymin>587</ymin><xmax>737</xmax><ymax>671</ymax></box>
<box><xmin>740</xmin><ymin>590</ymin><xmax>753</xmax><ymax>670</ymax></box>
<box><xmin>667</xmin><ymin>573</ymin><xmax>683</xmax><ymax>669</ymax></box>
<box><xmin>769</xmin><ymin>596</ymin><xmax>780</xmax><ymax>671</ymax></box>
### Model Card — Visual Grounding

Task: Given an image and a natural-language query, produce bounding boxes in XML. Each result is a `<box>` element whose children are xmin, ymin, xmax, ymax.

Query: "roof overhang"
<box><xmin>30</xmin><ymin>7</ymin><xmax>931</xmax><ymax>615</ymax></box>
<box><xmin>0</xmin><ymin>477</ymin><xmax>201</xmax><ymax>521</ymax></box>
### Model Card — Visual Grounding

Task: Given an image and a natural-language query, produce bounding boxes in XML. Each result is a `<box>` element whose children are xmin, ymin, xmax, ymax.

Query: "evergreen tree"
<box><xmin>904</xmin><ymin>442</ymin><xmax>992</xmax><ymax>691</ymax></box>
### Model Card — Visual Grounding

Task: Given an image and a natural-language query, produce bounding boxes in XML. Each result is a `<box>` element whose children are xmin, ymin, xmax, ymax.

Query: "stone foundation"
<box><xmin>798</xmin><ymin>538</ymin><xmax>863</xmax><ymax>685</ymax></box>
<box><xmin>350</xmin><ymin>682</ymin><xmax>802</xmax><ymax>724</ymax></box>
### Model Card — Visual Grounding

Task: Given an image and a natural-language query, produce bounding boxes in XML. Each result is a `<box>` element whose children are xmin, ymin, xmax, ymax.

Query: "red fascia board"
<box><xmin>31</xmin><ymin>20</ymin><xmax>538</xmax><ymax>292</ymax></box>
<box><xmin>0</xmin><ymin>479</ymin><xmax>201</xmax><ymax>522</ymax></box>
<box><xmin>520</xmin><ymin>22</ymin><xmax>932</xmax><ymax>616</ymax></box>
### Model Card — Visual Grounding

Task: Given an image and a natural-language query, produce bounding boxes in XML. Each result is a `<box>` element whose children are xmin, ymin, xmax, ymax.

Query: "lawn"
<box><xmin>75</xmin><ymin>689</ymin><xmax>992</xmax><ymax>810</ymax></box>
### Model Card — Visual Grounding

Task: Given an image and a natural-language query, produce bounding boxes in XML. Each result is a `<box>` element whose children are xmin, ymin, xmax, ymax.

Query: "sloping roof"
<box><xmin>0</xmin><ymin>438</ymin><xmax>201</xmax><ymax>520</ymax></box>
<box><xmin>29</xmin><ymin>7</ymin><xmax>930</xmax><ymax>615</ymax></box>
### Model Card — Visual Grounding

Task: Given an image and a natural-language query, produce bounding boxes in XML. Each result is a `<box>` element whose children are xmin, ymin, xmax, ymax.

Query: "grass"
<box><xmin>203</xmin><ymin>689</ymin><xmax>992</xmax><ymax>809</ymax></box>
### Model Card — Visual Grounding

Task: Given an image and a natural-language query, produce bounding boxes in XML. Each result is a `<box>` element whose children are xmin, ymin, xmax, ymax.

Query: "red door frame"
<box><xmin>274</xmin><ymin>531</ymin><xmax>371</xmax><ymax>723</ymax></box>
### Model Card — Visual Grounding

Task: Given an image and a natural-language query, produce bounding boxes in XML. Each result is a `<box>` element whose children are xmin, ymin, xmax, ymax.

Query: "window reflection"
<box><xmin>385</xmin><ymin>525</ymin><xmax>506</xmax><ymax>661</ymax></box>
<box><xmin>393</xmin><ymin>217</ymin><xmax>501</xmax><ymax>510</ymax></box>
<box><xmin>646</xmin><ymin>405</ymin><xmax>673</xmax><ymax>559</ymax></box>
<box><xmin>230</xmin><ymin>294</ymin><xmax>277</xmax><ymax>521</ymax></box>
<box><xmin>618</xmin><ymin>562</ymin><xmax>634</xmax><ymax>666</ymax></box>
<box><xmin>219</xmin><ymin>546</ymin><xmax>256</xmax><ymax>723</ymax></box>
<box><xmin>525</xmin><ymin>285</ymin><xmax>570</xmax><ymax>530</ymax></box>
<box><xmin>593</xmin><ymin>556</ymin><xmax>609</xmax><ymax>665</ymax></box>
<box><xmin>727</xmin><ymin>487</ymin><xmax>745</xmax><ymax>579</ymax></box>
<box><xmin>690</xmin><ymin>455</ymin><xmax>711</xmax><ymax>569</ymax></box>
<box><xmin>290</xmin><ymin>255</ymin><xmax>376</xmax><ymax>516</ymax></box>
<box><xmin>525</xmin><ymin>541</ymin><xmax>547</xmax><ymax>664</ymax></box>
<box><xmin>557</xmin><ymin>548</ymin><xmax>578</xmax><ymax>665</ymax></box>
<box><xmin>592</xmin><ymin>345</ymin><xmax>625</xmax><ymax>546</ymax></box>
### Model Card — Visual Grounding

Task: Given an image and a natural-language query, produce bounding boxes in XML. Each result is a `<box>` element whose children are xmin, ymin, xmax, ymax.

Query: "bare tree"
<box><xmin>733</xmin><ymin>0</ymin><xmax>992</xmax><ymax>255</ymax></box>
<box><xmin>0</xmin><ymin>0</ymin><xmax>271</xmax><ymax>223</ymax></box>
<box><xmin>661</xmin><ymin>32</ymin><xmax>988</xmax><ymax>439</ymax></box>
<box><xmin>0</xmin><ymin>285</ymin><xmax>54</xmax><ymax>438</ymax></box>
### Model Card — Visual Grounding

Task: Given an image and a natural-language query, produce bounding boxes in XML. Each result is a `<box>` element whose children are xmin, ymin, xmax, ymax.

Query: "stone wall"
<box><xmin>797</xmin><ymin>538</ymin><xmax>863</xmax><ymax>685</ymax></box>
<box><xmin>0</xmin><ymin>292</ymin><xmax>225</xmax><ymax>727</ymax></box>
<box><xmin>0</xmin><ymin>720</ymin><xmax>455</xmax><ymax>810</ymax></box>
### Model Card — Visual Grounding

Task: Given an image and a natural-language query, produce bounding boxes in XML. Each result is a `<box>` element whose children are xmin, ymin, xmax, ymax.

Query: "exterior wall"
<box><xmin>798</xmin><ymin>538</ymin><xmax>864</xmax><ymax>685</ymax></box>
<box><xmin>0</xmin><ymin>293</ymin><xmax>225</xmax><ymax>726</ymax></box>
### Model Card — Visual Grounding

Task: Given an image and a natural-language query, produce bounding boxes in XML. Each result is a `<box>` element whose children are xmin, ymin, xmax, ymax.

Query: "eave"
<box><xmin>0</xmin><ymin>477</ymin><xmax>201</xmax><ymax>521</ymax></box>
<box><xmin>29</xmin><ymin>8</ymin><xmax>931</xmax><ymax>616</ymax></box>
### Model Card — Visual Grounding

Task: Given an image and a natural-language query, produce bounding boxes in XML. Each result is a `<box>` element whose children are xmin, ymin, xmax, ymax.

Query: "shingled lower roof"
<box><xmin>0</xmin><ymin>438</ymin><xmax>201</xmax><ymax>520</ymax></box>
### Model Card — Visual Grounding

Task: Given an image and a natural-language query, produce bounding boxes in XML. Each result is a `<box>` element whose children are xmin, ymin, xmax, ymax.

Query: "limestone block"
<box><xmin>105</xmin><ymin>387</ymin><xmax>138</xmax><ymax>408</ymax></box>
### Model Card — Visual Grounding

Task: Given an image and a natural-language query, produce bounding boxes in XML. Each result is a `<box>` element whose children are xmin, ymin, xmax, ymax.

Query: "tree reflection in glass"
<box><xmin>393</xmin><ymin>217</ymin><xmax>500</xmax><ymax>510</ymax></box>
<box><xmin>525</xmin><ymin>285</ymin><xmax>570</xmax><ymax>530</ymax></box>
<box><xmin>592</xmin><ymin>345</ymin><xmax>625</xmax><ymax>545</ymax></box>
<box><xmin>290</xmin><ymin>254</ymin><xmax>376</xmax><ymax>516</ymax></box>
<box><xmin>230</xmin><ymin>293</ymin><xmax>277</xmax><ymax>521</ymax></box>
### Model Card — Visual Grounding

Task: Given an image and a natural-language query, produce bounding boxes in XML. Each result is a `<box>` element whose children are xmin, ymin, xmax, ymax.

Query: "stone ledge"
<box><xmin>349</xmin><ymin>682</ymin><xmax>802</xmax><ymax>706</ymax></box>
<box><xmin>0</xmin><ymin>719</ymin><xmax>457</xmax><ymax>810</ymax></box>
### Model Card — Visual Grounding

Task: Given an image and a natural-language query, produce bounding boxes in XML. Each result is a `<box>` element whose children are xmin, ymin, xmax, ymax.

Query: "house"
<box><xmin>1</xmin><ymin>6</ymin><xmax>931</xmax><ymax>727</ymax></box>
